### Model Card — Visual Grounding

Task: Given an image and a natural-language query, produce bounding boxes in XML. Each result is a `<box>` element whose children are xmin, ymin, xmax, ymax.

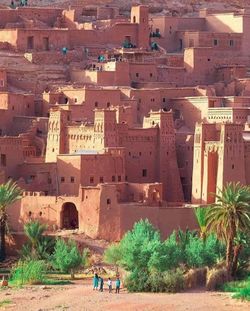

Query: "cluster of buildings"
<box><xmin>1</xmin><ymin>4</ymin><xmax>250</xmax><ymax>241</ymax></box>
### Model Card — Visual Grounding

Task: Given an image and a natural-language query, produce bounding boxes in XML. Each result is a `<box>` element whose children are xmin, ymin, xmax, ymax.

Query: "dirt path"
<box><xmin>0</xmin><ymin>280</ymin><xmax>249</xmax><ymax>311</ymax></box>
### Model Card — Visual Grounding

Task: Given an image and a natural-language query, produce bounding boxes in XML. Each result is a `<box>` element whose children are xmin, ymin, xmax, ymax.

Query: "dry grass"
<box><xmin>184</xmin><ymin>267</ymin><xmax>207</xmax><ymax>289</ymax></box>
<box><xmin>206</xmin><ymin>268</ymin><xmax>228</xmax><ymax>291</ymax></box>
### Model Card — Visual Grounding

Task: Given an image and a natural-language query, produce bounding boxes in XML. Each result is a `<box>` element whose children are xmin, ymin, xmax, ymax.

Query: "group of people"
<box><xmin>93</xmin><ymin>273</ymin><xmax>121</xmax><ymax>294</ymax></box>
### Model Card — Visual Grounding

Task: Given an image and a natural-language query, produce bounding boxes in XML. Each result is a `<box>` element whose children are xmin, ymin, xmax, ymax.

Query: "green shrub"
<box><xmin>51</xmin><ymin>239</ymin><xmax>86</xmax><ymax>278</ymax></box>
<box><xmin>125</xmin><ymin>269</ymin><xmax>150</xmax><ymax>292</ymax></box>
<box><xmin>185</xmin><ymin>234</ymin><xmax>225</xmax><ymax>268</ymax></box>
<box><xmin>10</xmin><ymin>260</ymin><xmax>46</xmax><ymax>285</ymax></box>
<box><xmin>232</xmin><ymin>286</ymin><xmax>250</xmax><ymax>301</ymax></box>
<box><xmin>149</xmin><ymin>232</ymin><xmax>182</xmax><ymax>271</ymax></box>
<box><xmin>146</xmin><ymin>270</ymin><xmax>166</xmax><ymax>293</ymax></box>
<box><xmin>21</xmin><ymin>221</ymin><xmax>55</xmax><ymax>260</ymax></box>
<box><xmin>119</xmin><ymin>219</ymin><xmax>162</xmax><ymax>273</ymax></box>
<box><xmin>162</xmin><ymin>269</ymin><xmax>185</xmax><ymax>293</ymax></box>
<box><xmin>223</xmin><ymin>276</ymin><xmax>250</xmax><ymax>301</ymax></box>
<box><xmin>125</xmin><ymin>269</ymin><xmax>184</xmax><ymax>293</ymax></box>
<box><xmin>235</xmin><ymin>233</ymin><xmax>250</xmax><ymax>277</ymax></box>
<box><xmin>104</xmin><ymin>220</ymin><xmax>226</xmax><ymax>293</ymax></box>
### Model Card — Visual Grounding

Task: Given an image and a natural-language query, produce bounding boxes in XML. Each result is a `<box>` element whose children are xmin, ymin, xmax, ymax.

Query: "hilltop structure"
<box><xmin>1</xmin><ymin>4</ymin><xmax>250</xmax><ymax>241</ymax></box>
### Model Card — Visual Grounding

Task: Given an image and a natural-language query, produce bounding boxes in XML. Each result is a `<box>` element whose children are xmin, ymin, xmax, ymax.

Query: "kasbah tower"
<box><xmin>0</xmin><ymin>2</ymin><xmax>250</xmax><ymax>249</ymax></box>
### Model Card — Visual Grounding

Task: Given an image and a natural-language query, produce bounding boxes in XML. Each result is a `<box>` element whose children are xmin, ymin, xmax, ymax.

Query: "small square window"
<box><xmin>136</xmin><ymin>73</ymin><xmax>139</xmax><ymax>77</ymax></box>
<box><xmin>142</xmin><ymin>169</ymin><xmax>147</xmax><ymax>177</ymax></box>
<box><xmin>229</xmin><ymin>39</ymin><xmax>234</xmax><ymax>46</ymax></box>
<box><xmin>112</xmin><ymin>176</ymin><xmax>115</xmax><ymax>182</ymax></box>
<box><xmin>95</xmin><ymin>102</ymin><xmax>98</xmax><ymax>107</ymax></box>
<box><xmin>100</xmin><ymin>176</ymin><xmax>104</xmax><ymax>183</ymax></box>
<box><xmin>107</xmin><ymin>198</ymin><xmax>111</xmax><ymax>204</ymax></box>
<box><xmin>118</xmin><ymin>176</ymin><xmax>121</xmax><ymax>182</ymax></box>
<box><xmin>61</xmin><ymin>177</ymin><xmax>65</xmax><ymax>183</ymax></box>
<box><xmin>213</xmin><ymin>39</ymin><xmax>218</xmax><ymax>46</ymax></box>
<box><xmin>90</xmin><ymin>176</ymin><xmax>94</xmax><ymax>183</ymax></box>
<box><xmin>70</xmin><ymin>177</ymin><xmax>75</xmax><ymax>183</ymax></box>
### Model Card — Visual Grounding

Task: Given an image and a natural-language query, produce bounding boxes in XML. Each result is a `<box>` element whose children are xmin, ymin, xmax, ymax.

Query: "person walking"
<box><xmin>99</xmin><ymin>276</ymin><xmax>104</xmax><ymax>292</ymax></box>
<box><xmin>115</xmin><ymin>277</ymin><xmax>121</xmax><ymax>294</ymax></box>
<box><xmin>107</xmin><ymin>277</ymin><xmax>112</xmax><ymax>293</ymax></box>
<box><xmin>93</xmin><ymin>273</ymin><xmax>99</xmax><ymax>290</ymax></box>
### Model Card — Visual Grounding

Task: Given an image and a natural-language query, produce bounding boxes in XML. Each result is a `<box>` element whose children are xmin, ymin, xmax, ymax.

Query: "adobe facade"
<box><xmin>1</xmin><ymin>4</ymin><xmax>250</xmax><ymax>241</ymax></box>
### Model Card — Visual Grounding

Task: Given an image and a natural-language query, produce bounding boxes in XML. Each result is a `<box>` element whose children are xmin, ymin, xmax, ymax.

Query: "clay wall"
<box><xmin>244</xmin><ymin>140</ymin><xmax>250</xmax><ymax>184</ymax></box>
<box><xmin>0</xmin><ymin>136</ymin><xmax>25</xmax><ymax>179</ymax></box>
<box><xmin>129</xmin><ymin>89</ymin><xmax>162</xmax><ymax>123</ymax></box>
<box><xmin>16</xmin><ymin>7</ymin><xmax>63</xmax><ymax>26</ymax></box>
<box><xmin>217</xmin><ymin>124</ymin><xmax>246</xmax><ymax>191</ymax></box>
<box><xmin>176</xmin><ymin>133</ymin><xmax>194</xmax><ymax>202</ymax></box>
<box><xmin>24</xmin><ymin>49</ymin><xmax>83</xmax><ymax>64</ymax></box>
<box><xmin>57</xmin><ymin>151</ymin><xmax>125</xmax><ymax>192</ymax></box>
<box><xmin>119</xmin><ymin>205</ymin><xmax>197</xmax><ymax>239</ymax></box>
<box><xmin>120</xmin><ymin>127</ymin><xmax>158</xmax><ymax>183</ymax></box>
<box><xmin>216</xmin><ymin>66</ymin><xmax>246</xmax><ymax>83</ymax></box>
<box><xmin>208</xmin><ymin>107</ymin><xmax>250</xmax><ymax>123</ymax></box>
<box><xmin>17</xmin><ymin>162</ymin><xmax>57</xmax><ymax>195</ymax></box>
<box><xmin>97</xmin><ymin>7</ymin><xmax>119</xmax><ymax>20</ymax></box>
<box><xmin>97</xmin><ymin>184</ymin><xmax>120</xmax><ymax>241</ymax></box>
<box><xmin>168</xmin><ymin>97</ymin><xmax>210</xmax><ymax>130</ymax></box>
<box><xmin>0</xmin><ymin>70</ymin><xmax>7</xmax><ymax>91</ymax></box>
<box><xmin>242</xmin><ymin>16</ymin><xmax>250</xmax><ymax>56</ymax></box>
<box><xmin>16</xmin><ymin>29</ymin><xmax>69</xmax><ymax>51</ymax></box>
<box><xmin>129</xmin><ymin>63</ymin><xmax>157</xmax><ymax>82</ymax></box>
<box><xmin>65</xmin><ymin>125</ymin><xmax>95</xmax><ymax>153</ymax></box>
<box><xmin>151</xmin><ymin>16</ymin><xmax>205</xmax><ymax>52</ymax></box>
<box><xmin>157</xmin><ymin>67</ymin><xmax>185</xmax><ymax>86</ymax></box>
<box><xmin>7</xmin><ymin>194</ymin><xmax>80</xmax><ymax>232</ymax></box>
<box><xmin>0</xmin><ymin>29</ymin><xmax>18</xmax><ymax>49</ymax></box>
<box><xmin>80</xmin><ymin>187</ymin><xmax>101</xmax><ymax>238</ymax></box>
<box><xmin>205</xmin><ymin>13</ymin><xmax>243</xmax><ymax>33</ymax></box>
<box><xmin>57</xmin><ymin>155</ymin><xmax>81</xmax><ymax>196</ymax></box>
<box><xmin>68</xmin><ymin>23</ymin><xmax>138</xmax><ymax>48</ymax></box>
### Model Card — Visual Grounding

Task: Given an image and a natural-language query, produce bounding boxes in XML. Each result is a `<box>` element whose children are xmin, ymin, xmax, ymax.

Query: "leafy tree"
<box><xmin>149</xmin><ymin>231</ymin><xmax>182</xmax><ymax>271</ymax></box>
<box><xmin>51</xmin><ymin>239</ymin><xmax>86</xmax><ymax>279</ymax></box>
<box><xmin>104</xmin><ymin>243</ymin><xmax>122</xmax><ymax>274</ymax></box>
<box><xmin>206</xmin><ymin>182</ymin><xmax>250</xmax><ymax>277</ymax></box>
<box><xmin>118</xmin><ymin>219</ymin><xmax>162</xmax><ymax>273</ymax></box>
<box><xmin>22</xmin><ymin>221</ymin><xmax>54</xmax><ymax>260</ymax></box>
<box><xmin>0</xmin><ymin>180</ymin><xmax>22</xmax><ymax>262</ymax></box>
<box><xmin>185</xmin><ymin>233</ymin><xmax>224</xmax><ymax>268</ymax></box>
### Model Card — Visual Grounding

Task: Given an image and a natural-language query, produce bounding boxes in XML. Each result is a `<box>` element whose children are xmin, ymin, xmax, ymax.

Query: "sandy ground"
<box><xmin>0</xmin><ymin>279</ymin><xmax>249</xmax><ymax>311</ymax></box>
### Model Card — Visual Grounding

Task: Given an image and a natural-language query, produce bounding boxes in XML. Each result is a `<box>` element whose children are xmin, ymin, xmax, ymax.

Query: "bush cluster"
<box><xmin>10</xmin><ymin>260</ymin><xmax>46</xmax><ymax>285</ymax></box>
<box><xmin>104</xmin><ymin>219</ymin><xmax>225</xmax><ymax>292</ymax></box>
<box><xmin>11</xmin><ymin>221</ymin><xmax>90</xmax><ymax>285</ymax></box>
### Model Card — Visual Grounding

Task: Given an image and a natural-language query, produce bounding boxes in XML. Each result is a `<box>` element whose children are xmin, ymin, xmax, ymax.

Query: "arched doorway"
<box><xmin>61</xmin><ymin>202</ymin><xmax>79</xmax><ymax>229</ymax></box>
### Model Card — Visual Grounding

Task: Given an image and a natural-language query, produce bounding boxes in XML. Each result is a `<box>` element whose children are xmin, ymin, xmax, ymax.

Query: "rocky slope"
<box><xmin>2</xmin><ymin>0</ymin><xmax>250</xmax><ymax>15</ymax></box>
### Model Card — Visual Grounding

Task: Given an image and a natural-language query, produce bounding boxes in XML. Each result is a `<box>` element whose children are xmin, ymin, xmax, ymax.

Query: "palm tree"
<box><xmin>0</xmin><ymin>180</ymin><xmax>22</xmax><ymax>261</ymax></box>
<box><xmin>206</xmin><ymin>182</ymin><xmax>250</xmax><ymax>277</ymax></box>
<box><xmin>194</xmin><ymin>206</ymin><xmax>210</xmax><ymax>240</ymax></box>
<box><xmin>24</xmin><ymin>221</ymin><xmax>48</xmax><ymax>259</ymax></box>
